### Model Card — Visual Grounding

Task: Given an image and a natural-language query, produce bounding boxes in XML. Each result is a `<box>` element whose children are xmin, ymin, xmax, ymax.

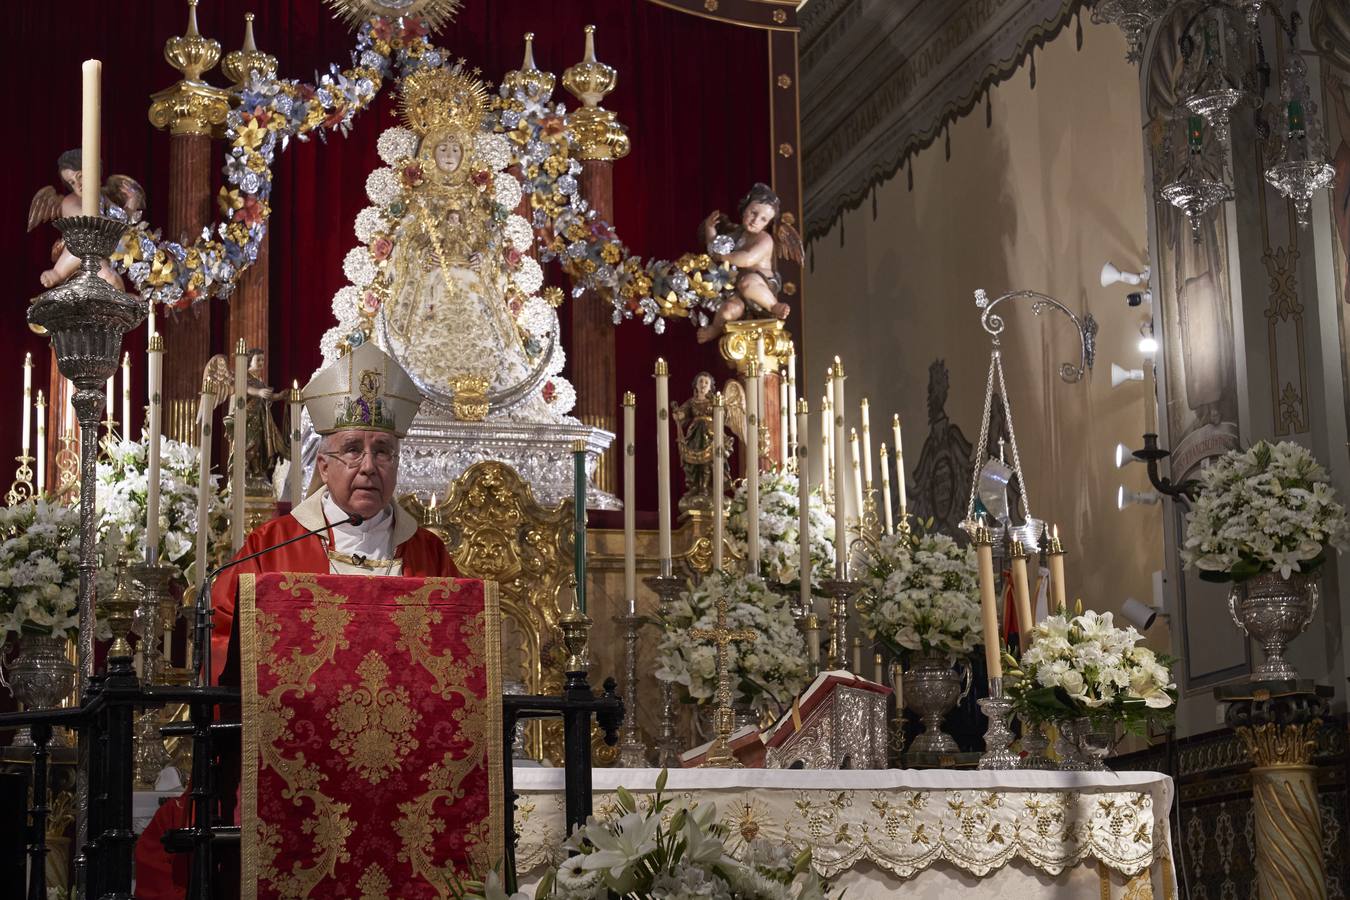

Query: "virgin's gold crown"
<box><xmin>399</xmin><ymin>63</ymin><xmax>490</xmax><ymax>136</ymax></box>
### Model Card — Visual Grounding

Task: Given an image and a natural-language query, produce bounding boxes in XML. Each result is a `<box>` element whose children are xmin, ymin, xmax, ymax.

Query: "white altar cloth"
<box><xmin>512</xmin><ymin>767</ymin><xmax>1177</xmax><ymax>899</ymax></box>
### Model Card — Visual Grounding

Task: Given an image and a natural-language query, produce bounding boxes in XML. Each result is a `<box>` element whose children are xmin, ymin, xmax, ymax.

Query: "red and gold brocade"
<box><xmin>239</xmin><ymin>572</ymin><xmax>502</xmax><ymax>899</ymax></box>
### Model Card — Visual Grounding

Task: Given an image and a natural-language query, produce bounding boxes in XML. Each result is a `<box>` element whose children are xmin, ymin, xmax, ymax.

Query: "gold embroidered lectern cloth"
<box><xmin>240</xmin><ymin>573</ymin><xmax>502</xmax><ymax>899</ymax></box>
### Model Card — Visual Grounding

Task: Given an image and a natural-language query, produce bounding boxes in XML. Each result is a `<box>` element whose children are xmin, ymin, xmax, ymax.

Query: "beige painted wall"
<box><xmin>803</xmin><ymin>22</ymin><xmax>1168</xmax><ymax>653</ymax></box>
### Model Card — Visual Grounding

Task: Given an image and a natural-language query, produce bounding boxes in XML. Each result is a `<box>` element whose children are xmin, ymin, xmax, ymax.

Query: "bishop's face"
<box><xmin>318</xmin><ymin>429</ymin><xmax>400</xmax><ymax>520</ymax></box>
<box><xmin>433</xmin><ymin>137</ymin><xmax>464</xmax><ymax>174</ymax></box>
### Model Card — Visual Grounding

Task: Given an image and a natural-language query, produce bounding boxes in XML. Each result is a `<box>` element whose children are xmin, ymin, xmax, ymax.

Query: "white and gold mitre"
<box><xmin>302</xmin><ymin>341</ymin><xmax>423</xmax><ymax>437</ymax></box>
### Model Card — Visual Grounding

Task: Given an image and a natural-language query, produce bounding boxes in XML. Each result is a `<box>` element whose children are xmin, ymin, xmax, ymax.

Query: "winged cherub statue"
<box><xmin>27</xmin><ymin>149</ymin><xmax>145</xmax><ymax>289</ymax></box>
<box><xmin>695</xmin><ymin>182</ymin><xmax>804</xmax><ymax>344</ymax></box>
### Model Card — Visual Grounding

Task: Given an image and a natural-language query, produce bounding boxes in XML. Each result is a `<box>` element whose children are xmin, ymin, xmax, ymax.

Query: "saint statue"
<box><xmin>379</xmin><ymin>66</ymin><xmax>540</xmax><ymax>411</ymax></box>
<box><xmin>696</xmin><ymin>182</ymin><xmax>803</xmax><ymax>344</ymax></box>
<box><xmin>910</xmin><ymin>360</ymin><xmax>974</xmax><ymax>539</ymax></box>
<box><xmin>672</xmin><ymin>372</ymin><xmax>733</xmax><ymax>512</ymax></box>
<box><xmin>204</xmin><ymin>349</ymin><xmax>286</xmax><ymax>490</ymax></box>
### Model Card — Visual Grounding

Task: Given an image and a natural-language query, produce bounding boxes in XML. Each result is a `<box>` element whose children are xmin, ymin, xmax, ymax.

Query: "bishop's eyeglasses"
<box><xmin>322</xmin><ymin>445</ymin><xmax>398</xmax><ymax>468</ymax></box>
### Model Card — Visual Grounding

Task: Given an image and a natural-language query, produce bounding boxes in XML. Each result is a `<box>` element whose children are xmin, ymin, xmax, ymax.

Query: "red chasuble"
<box><xmin>239</xmin><ymin>573</ymin><xmax>502</xmax><ymax>898</ymax></box>
<box><xmin>210</xmin><ymin>506</ymin><xmax>457</xmax><ymax>686</ymax></box>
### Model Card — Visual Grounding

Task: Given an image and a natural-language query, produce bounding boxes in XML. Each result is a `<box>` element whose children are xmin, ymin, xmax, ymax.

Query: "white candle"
<box><xmin>893</xmin><ymin>414</ymin><xmax>908</xmax><ymax>521</ymax></box>
<box><xmin>851</xmin><ymin>637</ymin><xmax>862</xmax><ymax>674</ymax></box>
<box><xmin>796</xmin><ymin>399</ymin><xmax>811</xmax><ymax>613</ymax></box>
<box><xmin>105</xmin><ymin>376</ymin><xmax>114</xmax><ymax>428</ymax></box>
<box><xmin>822</xmin><ymin>387</ymin><xmax>834</xmax><ymax>489</ymax></box>
<box><xmin>622</xmin><ymin>392</ymin><xmax>636</xmax><ymax>610</ymax></box>
<box><xmin>819</xmin><ymin>396</ymin><xmax>832</xmax><ymax>508</ymax></box>
<box><xmin>874</xmin><ymin>652</ymin><xmax>884</xmax><ymax>685</ymax></box>
<box><xmin>288</xmin><ymin>381</ymin><xmax>302</xmax><ymax>507</ymax></box>
<box><xmin>654</xmin><ymin>358</ymin><xmax>672</xmax><ymax>569</ymax></box>
<box><xmin>849</xmin><ymin>429</ymin><xmax>864</xmax><ymax>520</ymax></box>
<box><xmin>122</xmin><ymin>352</ymin><xmax>131</xmax><ymax>439</ymax></box>
<box><xmin>232</xmin><ymin>340</ymin><xmax>247</xmax><ymax>551</ymax></box>
<box><xmin>712</xmin><ymin>393</ymin><xmax>725</xmax><ymax>573</ymax></box>
<box><xmin>80</xmin><ymin>60</ymin><xmax>101</xmax><ymax>218</ymax></box>
<box><xmin>63</xmin><ymin>378</ymin><xmax>75</xmax><ymax>437</ymax></box>
<box><xmin>146</xmin><ymin>335</ymin><xmax>164</xmax><ymax>564</ymax></box>
<box><xmin>806</xmin><ymin>615</ymin><xmax>820</xmax><ymax>667</ymax></box>
<box><xmin>746</xmin><ymin>361</ymin><xmax>761</xmax><ymax>576</ymax></box>
<box><xmin>892</xmin><ymin>660</ymin><xmax>905</xmax><ymax>709</ymax></box>
<box><xmin>195</xmin><ymin>389</ymin><xmax>214</xmax><ymax>597</ymax></box>
<box><xmin>1047</xmin><ymin>524</ymin><xmax>1067</xmax><ymax>613</ymax></box>
<box><xmin>786</xmin><ymin>350</ymin><xmax>798</xmax><ymax>448</ymax></box>
<box><xmin>779</xmin><ymin>374</ymin><xmax>789</xmax><ymax>468</ymax></box>
<box><xmin>35</xmin><ymin>391</ymin><xmax>46</xmax><ymax>492</ymax></box>
<box><xmin>879</xmin><ymin>443</ymin><xmax>893</xmax><ymax>535</ymax></box>
<box><xmin>22</xmin><ymin>353</ymin><xmax>32</xmax><ymax>457</ymax></box>
<box><xmin>974</xmin><ymin>521</ymin><xmax>1002</xmax><ymax>679</ymax></box>
<box><xmin>831</xmin><ymin>359</ymin><xmax>848</xmax><ymax>579</ymax></box>
<box><xmin>1010</xmin><ymin>541</ymin><xmax>1034</xmax><ymax>653</ymax></box>
<box><xmin>860</xmin><ymin>399</ymin><xmax>873</xmax><ymax>488</ymax></box>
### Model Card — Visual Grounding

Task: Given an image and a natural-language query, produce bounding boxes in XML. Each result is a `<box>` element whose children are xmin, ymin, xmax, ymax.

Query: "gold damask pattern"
<box><xmin>328</xmin><ymin>651</ymin><xmax>421</xmax><ymax>785</ymax></box>
<box><xmin>513</xmin><ymin>785</ymin><xmax>1169</xmax><ymax>883</ymax></box>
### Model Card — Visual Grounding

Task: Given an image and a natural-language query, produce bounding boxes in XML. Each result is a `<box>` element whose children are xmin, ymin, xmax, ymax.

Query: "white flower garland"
<box><xmin>725</xmin><ymin>469</ymin><xmax>835</xmax><ymax>594</ymax></box>
<box><xmin>855</xmin><ymin>528</ymin><xmax>982</xmax><ymax>662</ymax></box>
<box><xmin>1182</xmin><ymin>439</ymin><xmax>1348</xmax><ymax>581</ymax></box>
<box><xmin>655</xmin><ymin>572</ymin><xmax>810</xmax><ymax>716</ymax></box>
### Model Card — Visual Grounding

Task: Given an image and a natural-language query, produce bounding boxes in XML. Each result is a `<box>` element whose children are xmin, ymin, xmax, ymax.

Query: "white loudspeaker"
<box><xmin>1111</xmin><ymin>363</ymin><xmax>1145</xmax><ymax>387</ymax></box>
<box><xmin>1115</xmin><ymin>442</ymin><xmax>1140</xmax><ymax>468</ymax></box>
<box><xmin>1121</xmin><ymin>596</ymin><xmax>1159</xmax><ymax>631</ymax></box>
<box><xmin>1100</xmin><ymin>261</ymin><xmax>1148</xmax><ymax>287</ymax></box>
<box><xmin>1117</xmin><ymin>486</ymin><xmax>1161</xmax><ymax>509</ymax></box>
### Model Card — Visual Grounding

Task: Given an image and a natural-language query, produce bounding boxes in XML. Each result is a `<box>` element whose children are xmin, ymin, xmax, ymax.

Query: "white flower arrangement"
<box><xmin>1005</xmin><ymin>606</ymin><xmax>1175</xmax><ymax>732</ymax></box>
<box><xmin>855</xmin><ymin>526</ymin><xmax>982</xmax><ymax>663</ymax></box>
<box><xmin>353</xmin><ymin>206</ymin><xmax>388</xmax><ymax>244</ymax></box>
<box><xmin>0</xmin><ymin>498</ymin><xmax>83</xmax><ymax>642</ymax></box>
<box><xmin>364</xmin><ymin>167</ymin><xmax>400</xmax><ymax>206</ymax></box>
<box><xmin>330</xmin><ymin>284</ymin><xmax>361</xmax><ymax>321</ymax></box>
<box><xmin>342</xmin><ymin>246</ymin><xmax>377</xmax><ymax>287</ymax></box>
<box><xmin>1182</xmin><ymin>440</ymin><xmax>1348</xmax><ymax>582</ymax></box>
<box><xmin>526</xmin><ymin>770</ymin><xmax>832</xmax><ymax>900</ymax></box>
<box><xmin>725</xmin><ymin>470</ymin><xmax>835</xmax><ymax>595</ymax></box>
<box><xmin>655</xmin><ymin>572</ymin><xmax>810</xmax><ymax>717</ymax></box>
<box><xmin>375</xmin><ymin>127</ymin><xmax>418</xmax><ymax>166</ymax></box>
<box><xmin>96</xmin><ymin>437</ymin><xmax>230</xmax><ymax>586</ymax></box>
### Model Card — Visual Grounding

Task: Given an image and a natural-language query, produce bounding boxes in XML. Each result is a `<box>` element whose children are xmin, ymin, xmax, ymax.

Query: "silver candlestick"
<box><xmin>130</xmin><ymin>562</ymin><xmax>179</xmax><ymax>786</ymax></box>
<box><xmin>614</xmin><ymin>610</ymin><xmax>649</xmax><ymax>767</ymax></box>
<box><xmin>28</xmin><ymin>214</ymin><xmax>146</xmax><ymax>889</ymax></box>
<box><xmin>1018</xmin><ymin>720</ymin><xmax>1057</xmax><ymax>770</ymax></box>
<box><xmin>821</xmin><ymin>578</ymin><xmax>862</xmax><ymax>671</ymax></box>
<box><xmin>978</xmin><ymin>676</ymin><xmax>1020</xmax><ymax>770</ymax></box>
<box><xmin>645</xmin><ymin>570</ymin><xmax>685</xmax><ymax>767</ymax></box>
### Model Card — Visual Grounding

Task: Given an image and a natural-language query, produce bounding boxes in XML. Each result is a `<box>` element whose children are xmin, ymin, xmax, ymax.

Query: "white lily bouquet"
<box><xmin>854</xmin><ymin>524</ymin><xmax>982</xmax><ymax>663</ymax></box>
<box><xmin>655</xmin><ymin>572</ymin><xmax>810</xmax><ymax>718</ymax></box>
<box><xmin>1182</xmin><ymin>440</ymin><xmax>1348</xmax><ymax>582</ymax></box>
<box><xmin>0</xmin><ymin>498</ymin><xmax>84</xmax><ymax>642</ymax></box>
<box><xmin>96</xmin><ymin>436</ymin><xmax>230</xmax><ymax>585</ymax></box>
<box><xmin>1004</xmin><ymin>605</ymin><xmax>1175</xmax><ymax>733</ymax></box>
<box><xmin>726</xmin><ymin>470</ymin><xmax>835</xmax><ymax>595</ymax></box>
<box><xmin>534</xmin><ymin>770</ymin><xmax>833</xmax><ymax>900</ymax></box>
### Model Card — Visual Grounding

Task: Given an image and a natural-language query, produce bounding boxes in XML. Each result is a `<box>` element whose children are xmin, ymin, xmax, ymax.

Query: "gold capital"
<box><xmin>222</xmin><ymin>13</ymin><xmax>279</xmax><ymax>89</ymax></box>
<box><xmin>501</xmin><ymin>32</ymin><xmax>556</xmax><ymax>99</ymax></box>
<box><xmin>150</xmin><ymin>1</ymin><xmax>230</xmax><ymax>136</ymax></box>
<box><xmin>562</xmin><ymin>26</ymin><xmax>629</xmax><ymax>160</ymax></box>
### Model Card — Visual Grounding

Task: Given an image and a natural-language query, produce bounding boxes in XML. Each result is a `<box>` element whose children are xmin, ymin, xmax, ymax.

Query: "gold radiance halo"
<box><xmin>326</xmin><ymin>0</ymin><xmax>463</xmax><ymax>32</ymax></box>
<box><xmin>399</xmin><ymin>64</ymin><xmax>490</xmax><ymax>136</ymax></box>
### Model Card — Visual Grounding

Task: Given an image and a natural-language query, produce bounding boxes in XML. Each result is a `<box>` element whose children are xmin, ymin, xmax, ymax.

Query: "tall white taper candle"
<box><xmin>622</xmin><ymin>392</ymin><xmax>637</xmax><ymax>610</ymax></box>
<box><xmin>195</xmin><ymin>389</ymin><xmax>214</xmax><ymax>597</ymax></box>
<box><xmin>146</xmin><ymin>335</ymin><xmax>164</xmax><ymax>564</ymax></box>
<box><xmin>122</xmin><ymin>352</ymin><xmax>131</xmax><ymax>439</ymax></box>
<box><xmin>22</xmin><ymin>353</ymin><xmax>32</xmax><ymax>457</ymax></box>
<box><xmin>746</xmin><ymin>361</ymin><xmax>761</xmax><ymax>576</ymax></box>
<box><xmin>860</xmin><ymin>398</ymin><xmax>873</xmax><ymax>487</ymax></box>
<box><xmin>786</xmin><ymin>349</ymin><xmax>798</xmax><ymax>447</ymax></box>
<box><xmin>879</xmin><ymin>443</ymin><xmax>893</xmax><ymax>535</ymax></box>
<box><xmin>35</xmin><ymin>391</ymin><xmax>46</xmax><ymax>492</ymax></box>
<box><xmin>893</xmin><ymin>414</ymin><xmax>908</xmax><ymax>521</ymax></box>
<box><xmin>232</xmin><ymin>340</ymin><xmax>248</xmax><ymax>551</ymax></box>
<box><xmin>654</xmin><ymin>358</ymin><xmax>672</xmax><ymax>570</ymax></box>
<box><xmin>81</xmin><ymin>60</ymin><xmax>101</xmax><ymax>218</ymax></box>
<box><xmin>779</xmin><ymin>373</ymin><xmax>789</xmax><ymax>468</ymax></box>
<box><xmin>712</xmin><ymin>392</ymin><xmax>725</xmax><ymax>573</ymax></box>
<box><xmin>288</xmin><ymin>381</ymin><xmax>302</xmax><ymax>508</ymax></box>
<box><xmin>796</xmin><ymin>399</ymin><xmax>811</xmax><ymax>612</ymax></box>
<box><xmin>831</xmin><ymin>359</ymin><xmax>848</xmax><ymax>579</ymax></box>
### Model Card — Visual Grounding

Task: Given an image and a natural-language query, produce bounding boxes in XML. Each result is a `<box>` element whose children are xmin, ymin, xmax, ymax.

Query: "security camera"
<box><xmin>1127</xmin><ymin>290</ymin><xmax>1153</xmax><ymax>307</ymax></box>
<box><xmin>1121</xmin><ymin>596</ymin><xmax>1162</xmax><ymax>631</ymax></box>
<box><xmin>1111</xmin><ymin>363</ymin><xmax>1145</xmax><ymax>387</ymax></box>
<box><xmin>1117</xmin><ymin>486</ymin><xmax>1161</xmax><ymax>509</ymax></box>
<box><xmin>1101</xmin><ymin>261</ymin><xmax>1150</xmax><ymax>288</ymax></box>
<box><xmin>1115</xmin><ymin>442</ymin><xmax>1141</xmax><ymax>468</ymax></box>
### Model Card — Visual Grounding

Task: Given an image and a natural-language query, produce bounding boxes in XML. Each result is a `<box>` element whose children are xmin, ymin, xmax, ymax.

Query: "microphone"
<box><xmin>193</xmin><ymin>512</ymin><xmax>364</xmax><ymax>686</ymax></box>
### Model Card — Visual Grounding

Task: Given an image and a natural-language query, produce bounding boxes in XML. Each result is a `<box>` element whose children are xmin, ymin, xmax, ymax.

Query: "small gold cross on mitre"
<box><xmin>691</xmin><ymin>595</ymin><xmax>757</xmax><ymax>768</ymax></box>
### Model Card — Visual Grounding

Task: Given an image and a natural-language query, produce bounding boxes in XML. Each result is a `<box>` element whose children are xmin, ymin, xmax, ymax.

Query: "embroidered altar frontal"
<box><xmin>240</xmin><ymin>573</ymin><xmax>503</xmax><ymax>899</ymax></box>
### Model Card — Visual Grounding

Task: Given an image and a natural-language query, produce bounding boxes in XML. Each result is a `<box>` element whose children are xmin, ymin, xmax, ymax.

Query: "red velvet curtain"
<box><xmin>2</xmin><ymin>0</ymin><xmax>771</xmax><ymax>517</ymax></box>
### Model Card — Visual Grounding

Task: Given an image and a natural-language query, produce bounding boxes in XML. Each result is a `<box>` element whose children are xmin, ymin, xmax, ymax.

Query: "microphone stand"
<box><xmin>192</xmin><ymin>513</ymin><xmax>363</xmax><ymax>687</ymax></box>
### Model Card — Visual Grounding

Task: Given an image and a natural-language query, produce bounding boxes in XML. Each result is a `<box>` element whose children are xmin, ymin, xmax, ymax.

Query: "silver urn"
<box><xmin>902</xmin><ymin>648</ymin><xmax>967</xmax><ymax>754</ymax></box>
<box><xmin>1227</xmin><ymin>571</ymin><xmax>1318</xmax><ymax>682</ymax></box>
<box><xmin>8</xmin><ymin>633</ymin><xmax>76</xmax><ymax>746</ymax></box>
<box><xmin>1056</xmin><ymin>716</ymin><xmax>1117</xmax><ymax>771</ymax></box>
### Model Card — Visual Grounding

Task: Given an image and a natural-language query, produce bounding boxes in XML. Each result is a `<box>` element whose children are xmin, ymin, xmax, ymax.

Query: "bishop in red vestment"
<box><xmin>137</xmin><ymin>342</ymin><xmax>457</xmax><ymax>898</ymax></box>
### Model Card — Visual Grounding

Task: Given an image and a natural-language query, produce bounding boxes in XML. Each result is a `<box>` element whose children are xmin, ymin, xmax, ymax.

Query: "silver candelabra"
<box><xmin>614</xmin><ymin>609</ymin><xmax>649</xmax><ymax>767</ymax></box>
<box><xmin>644</xmin><ymin>570</ymin><xmax>685</xmax><ymax>767</ymax></box>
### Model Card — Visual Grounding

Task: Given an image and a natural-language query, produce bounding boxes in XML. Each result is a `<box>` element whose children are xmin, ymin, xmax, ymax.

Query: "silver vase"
<box><xmin>903</xmin><ymin>649</ymin><xmax>965</xmax><ymax>754</ymax></box>
<box><xmin>1227</xmin><ymin>571</ymin><xmax>1318</xmax><ymax>681</ymax></box>
<box><xmin>1056</xmin><ymin>717</ymin><xmax>1116</xmax><ymax>771</ymax></box>
<box><xmin>8</xmin><ymin>633</ymin><xmax>76</xmax><ymax>747</ymax></box>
